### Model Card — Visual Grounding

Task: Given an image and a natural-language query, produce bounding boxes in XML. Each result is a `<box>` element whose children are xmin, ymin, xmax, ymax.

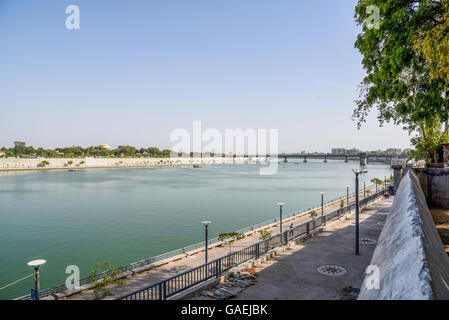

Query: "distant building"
<box><xmin>99</xmin><ymin>144</ymin><xmax>111</xmax><ymax>150</ymax></box>
<box><xmin>0</xmin><ymin>151</ymin><xmax>5</xmax><ymax>157</ymax></box>
<box><xmin>346</xmin><ymin>148</ymin><xmax>360</xmax><ymax>154</ymax></box>
<box><xmin>331</xmin><ymin>148</ymin><xmax>346</xmax><ymax>154</ymax></box>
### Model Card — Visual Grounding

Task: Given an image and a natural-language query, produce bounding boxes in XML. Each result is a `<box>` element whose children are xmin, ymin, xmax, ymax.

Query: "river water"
<box><xmin>0</xmin><ymin>160</ymin><xmax>392</xmax><ymax>299</ymax></box>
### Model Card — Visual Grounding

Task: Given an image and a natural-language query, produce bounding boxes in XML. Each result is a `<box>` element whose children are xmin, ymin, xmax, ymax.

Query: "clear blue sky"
<box><xmin>0</xmin><ymin>0</ymin><xmax>412</xmax><ymax>152</ymax></box>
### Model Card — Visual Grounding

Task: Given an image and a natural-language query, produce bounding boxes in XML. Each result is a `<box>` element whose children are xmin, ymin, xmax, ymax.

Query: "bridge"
<box><xmin>278</xmin><ymin>153</ymin><xmax>408</xmax><ymax>166</ymax></box>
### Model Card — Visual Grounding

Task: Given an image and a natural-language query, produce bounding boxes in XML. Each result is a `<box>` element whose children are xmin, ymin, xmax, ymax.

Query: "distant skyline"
<box><xmin>0</xmin><ymin>0</ymin><xmax>412</xmax><ymax>153</ymax></box>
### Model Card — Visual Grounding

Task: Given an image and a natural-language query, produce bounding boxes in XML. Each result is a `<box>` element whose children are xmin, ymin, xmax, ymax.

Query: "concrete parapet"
<box><xmin>358</xmin><ymin>170</ymin><xmax>449</xmax><ymax>300</ymax></box>
<box><xmin>392</xmin><ymin>165</ymin><xmax>449</xmax><ymax>209</ymax></box>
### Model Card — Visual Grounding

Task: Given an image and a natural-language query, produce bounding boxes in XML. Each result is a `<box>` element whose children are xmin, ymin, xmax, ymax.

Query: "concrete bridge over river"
<box><xmin>279</xmin><ymin>153</ymin><xmax>409</xmax><ymax>166</ymax></box>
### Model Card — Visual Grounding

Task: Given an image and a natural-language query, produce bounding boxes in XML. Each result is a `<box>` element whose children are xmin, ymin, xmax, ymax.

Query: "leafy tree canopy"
<box><xmin>354</xmin><ymin>0</ymin><xmax>449</xmax><ymax>162</ymax></box>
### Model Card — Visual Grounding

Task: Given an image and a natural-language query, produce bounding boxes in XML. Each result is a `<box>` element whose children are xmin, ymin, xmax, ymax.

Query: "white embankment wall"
<box><xmin>358</xmin><ymin>170</ymin><xmax>449</xmax><ymax>300</ymax></box>
<box><xmin>0</xmin><ymin>157</ymin><xmax>267</xmax><ymax>171</ymax></box>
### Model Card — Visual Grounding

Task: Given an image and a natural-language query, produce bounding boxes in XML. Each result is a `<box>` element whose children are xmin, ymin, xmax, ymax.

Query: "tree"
<box><xmin>39</xmin><ymin>160</ymin><xmax>50</xmax><ymax>167</ymax></box>
<box><xmin>90</xmin><ymin>262</ymin><xmax>127</xmax><ymax>300</ymax></box>
<box><xmin>258</xmin><ymin>229</ymin><xmax>272</xmax><ymax>240</ymax></box>
<box><xmin>309</xmin><ymin>210</ymin><xmax>318</xmax><ymax>220</ymax></box>
<box><xmin>414</xmin><ymin>0</ymin><xmax>449</xmax><ymax>85</ymax></box>
<box><xmin>354</xmin><ymin>0</ymin><xmax>449</xmax><ymax>163</ymax></box>
<box><xmin>218</xmin><ymin>232</ymin><xmax>244</xmax><ymax>253</ymax></box>
<box><xmin>13</xmin><ymin>141</ymin><xmax>26</xmax><ymax>156</ymax></box>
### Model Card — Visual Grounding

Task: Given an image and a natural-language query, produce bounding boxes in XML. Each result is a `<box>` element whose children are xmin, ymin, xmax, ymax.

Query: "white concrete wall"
<box><xmin>0</xmin><ymin>157</ymin><xmax>268</xmax><ymax>170</ymax></box>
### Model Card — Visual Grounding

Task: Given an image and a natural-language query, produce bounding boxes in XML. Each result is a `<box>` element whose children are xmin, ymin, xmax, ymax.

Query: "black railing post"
<box><xmin>158</xmin><ymin>282</ymin><xmax>163</xmax><ymax>300</ymax></box>
<box><xmin>162</xmin><ymin>281</ymin><xmax>167</xmax><ymax>300</ymax></box>
<box><xmin>215</xmin><ymin>260</ymin><xmax>219</xmax><ymax>278</ymax></box>
<box><xmin>306</xmin><ymin>222</ymin><xmax>310</xmax><ymax>235</ymax></box>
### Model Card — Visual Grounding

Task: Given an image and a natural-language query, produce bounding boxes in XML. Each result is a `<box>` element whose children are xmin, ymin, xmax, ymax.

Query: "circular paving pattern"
<box><xmin>360</xmin><ymin>238</ymin><xmax>377</xmax><ymax>245</ymax></box>
<box><xmin>316</xmin><ymin>265</ymin><xmax>347</xmax><ymax>276</ymax></box>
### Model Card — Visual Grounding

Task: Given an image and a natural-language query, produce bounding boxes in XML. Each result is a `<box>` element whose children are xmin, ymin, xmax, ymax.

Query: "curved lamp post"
<box><xmin>352</xmin><ymin>169</ymin><xmax>368</xmax><ymax>255</ymax></box>
<box><xmin>201</xmin><ymin>221</ymin><xmax>212</xmax><ymax>265</ymax></box>
<box><xmin>27</xmin><ymin>259</ymin><xmax>46</xmax><ymax>300</ymax></box>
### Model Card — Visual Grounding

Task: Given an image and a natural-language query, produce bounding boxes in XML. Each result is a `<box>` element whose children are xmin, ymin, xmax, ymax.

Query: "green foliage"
<box><xmin>340</xmin><ymin>200</ymin><xmax>345</xmax><ymax>208</ymax></box>
<box><xmin>67</xmin><ymin>160</ymin><xmax>73</xmax><ymax>165</ymax></box>
<box><xmin>309</xmin><ymin>210</ymin><xmax>318</xmax><ymax>219</ymax></box>
<box><xmin>354</xmin><ymin>0</ymin><xmax>449</xmax><ymax>163</ymax></box>
<box><xmin>408</xmin><ymin>124</ymin><xmax>449</xmax><ymax>163</ymax></box>
<box><xmin>90</xmin><ymin>262</ymin><xmax>127</xmax><ymax>300</ymax></box>
<box><xmin>79</xmin><ymin>161</ymin><xmax>85</xmax><ymax>165</ymax></box>
<box><xmin>39</xmin><ymin>160</ymin><xmax>50</xmax><ymax>167</ymax></box>
<box><xmin>0</xmin><ymin>142</ymin><xmax>178</xmax><ymax>159</ymax></box>
<box><xmin>219</xmin><ymin>232</ymin><xmax>244</xmax><ymax>253</ymax></box>
<box><xmin>414</xmin><ymin>0</ymin><xmax>449</xmax><ymax>85</ymax></box>
<box><xmin>258</xmin><ymin>229</ymin><xmax>272</xmax><ymax>240</ymax></box>
<box><xmin>371</xmin><ymin>178</ymin><xmax>383</xmax><ymax>185</ymax></box>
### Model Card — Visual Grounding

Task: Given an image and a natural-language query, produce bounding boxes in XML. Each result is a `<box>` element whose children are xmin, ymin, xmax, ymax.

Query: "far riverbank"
<box><xmin>0</xmin><ymin>156</ymin><xmax>268</xmax><ymax>172</ymax></box>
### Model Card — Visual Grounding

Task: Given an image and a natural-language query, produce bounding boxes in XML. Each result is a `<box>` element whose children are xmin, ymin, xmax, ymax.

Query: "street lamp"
<box><xmin>364</xmin><ymin>182</ymin><xmax>366</xmax><ymax>198</ymax></box>
<box><xmin>27</xmin><ymin>259</ymin><xmax>46</xmax><ymax>300</ymax></box>
<box><xmin>320</xmin><ymin>192</ymin><xmax>325</xmax><ymax>225</ymax></box>
<box><xmin>201</xmin><ymin>221</ymin><xmax>211</xmax><ymax>265</ymax></box>
<box><xmin>277</xmin><ymin>203</ymin><xmax>285</xmax><ymax>235</ymax></box>
<box><xmin>346</xmin><ymin>185</ymin><xmax>350</xmax><ymax>208</ymax></box>
<box><xmin>352</xmin><ymin>169</ymin><xmax>367</xmax><ymax>255</ymax></box>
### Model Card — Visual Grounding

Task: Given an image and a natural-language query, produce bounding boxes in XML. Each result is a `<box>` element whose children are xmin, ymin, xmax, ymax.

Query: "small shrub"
<box><xmin>39</xmin><ymin>160</ymin><xmax>50</xmax><ymax>167</ymax></box>
<box><xmin>310</xmin><ymin>210</ymin><xmax>318</xmax><ymax>219</ymax></box>
<box><xmin>90</xmin><ymin>262</ymin><xmax>127</xmax><ymax>300</ymax></box>
<box><xmin>258</xmin><ymin>230</ymin><xmax>272</xmax><ymax>240</ymax></box>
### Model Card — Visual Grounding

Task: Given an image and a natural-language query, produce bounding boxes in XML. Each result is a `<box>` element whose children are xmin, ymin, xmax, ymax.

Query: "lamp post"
<box><xmin>27</xmin><ymin>259</ymin><xmax>46</xmax><ymax>300</ymax></box>
<box><xmin>346</xmin><ymin>185</ymin><xmax>350</xmax><ymax>208</ymax></box>
<box><xmin>364</xmin><ymin>182</ymin><xmax>366</xmax><ymax>198</ymax></box>
<box><xmin>352</xmin><ymin>169</ymin><xmax>367</xmax><ymax>255</ymax></box>
<box><xmin>277</xmin><ymin>203</ymin><xmax>285</xmax><ymax>235</ymax></box>
<box><xmin>201</xmin><ymin>221</ymin><xmax>211</xmax><ymax>265</ymax></box>
<box><xmin>320</xmin><ymin>192</ymin><xmax>325</xmax><ymax>225</ymax></box>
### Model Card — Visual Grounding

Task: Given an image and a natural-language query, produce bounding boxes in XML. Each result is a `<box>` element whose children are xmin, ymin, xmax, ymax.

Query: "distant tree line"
<box><xmin>0</xmin><ymin>142</ymin><xmax>177</xmax><ymax>159</ymax></box>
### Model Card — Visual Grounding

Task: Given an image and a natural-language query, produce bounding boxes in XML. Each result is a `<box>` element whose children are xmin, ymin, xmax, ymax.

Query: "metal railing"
<box><xmin>15</xmin><ymin>183</ymin><xmax>389</xmax><ymax>300</ymax></box>
<box><xmin>118</xmin><ymin>187</ymin><xmax>389</xmax><ymax>300</ymax></box>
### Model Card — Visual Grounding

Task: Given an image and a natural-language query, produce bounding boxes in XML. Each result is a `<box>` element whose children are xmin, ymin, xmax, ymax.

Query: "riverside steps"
<box><xmin>48</xmin><ymin>184</ymin><xmax>388</xmax><ymax>300</ymax></box>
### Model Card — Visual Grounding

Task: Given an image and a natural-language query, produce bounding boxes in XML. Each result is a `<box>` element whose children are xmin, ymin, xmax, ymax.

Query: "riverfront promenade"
<box><xmin>193</xmin><ymin>197</ymin><xmax>392</xmax><ymax>300</ymax></box>
<box><xmin>62</xmin><ymin>185</ymin><xmax>383</xmax><ymax>300</ymax></box>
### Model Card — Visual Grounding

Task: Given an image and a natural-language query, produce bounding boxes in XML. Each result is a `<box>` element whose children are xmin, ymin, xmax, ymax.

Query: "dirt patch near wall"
<box><xmin>430</xmin><ymin>208</ymin><xmax>449</xmax><ymax>256</ymax></box>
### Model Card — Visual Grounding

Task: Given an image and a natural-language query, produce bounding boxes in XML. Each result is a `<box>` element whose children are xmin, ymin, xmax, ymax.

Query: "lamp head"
<box><xmin>27</xmin><ymin>259</ymin><xmax>46</xmax><ymax>268</ymax></box>
<box><xmin>201</xmin><ymin>221</ymin><xmax>212</xmax><ymax>226</ymax></box>
<box><xmin>277</xmin><ymin>202</ymin><xmax>285</xmax><ymax>207</ymax></box>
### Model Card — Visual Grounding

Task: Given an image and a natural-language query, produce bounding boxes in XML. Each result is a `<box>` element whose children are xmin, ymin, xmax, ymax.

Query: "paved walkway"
<box><xmin>65</xmin><ymin>185</ymin><xmax>383</xmax><ymax>300</ymax></box>
<box><xmin>193</xmin><ymin>197</ymin><xmax>392</xmax><ymax>300</ymax></box>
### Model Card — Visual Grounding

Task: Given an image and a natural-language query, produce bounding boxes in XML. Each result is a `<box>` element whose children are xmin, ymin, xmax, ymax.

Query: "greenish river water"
<box><xmin>0</xmin><ymin>160</ymin><xmax>392</xmax><ymax>299</ymax></box>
